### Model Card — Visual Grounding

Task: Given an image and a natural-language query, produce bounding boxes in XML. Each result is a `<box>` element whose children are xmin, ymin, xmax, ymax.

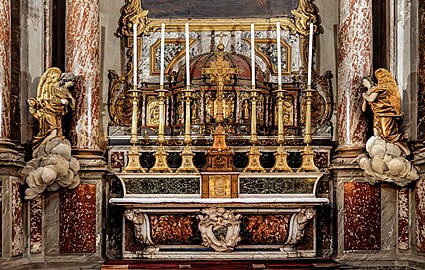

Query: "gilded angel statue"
<box><xmin>27</xmin><ymin>67</ymin><xmax>76</xmax><ymax>156</ymax></box>
<box><xmin>358</xmin><ymin>68</ymin><xmax>418</xmax><ymax>187</ymax></box>
<box><xmin>362</xmin><ymin>68</ymin><xmax>409</xmax><ymax>155</ymax></box>
<box><xmin>22</xmin><ymin>68</ymin><xmax>80</xmax><ymax>200</ymax></box>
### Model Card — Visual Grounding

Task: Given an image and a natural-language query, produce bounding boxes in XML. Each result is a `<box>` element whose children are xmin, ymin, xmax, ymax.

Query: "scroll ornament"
<box><xmin>197</xmin><ymin>207</ymin><xmax>241</xmax><ymax>252</ymax></box>
<box><xmin>21</xmin><ymin>68</ymin><xmax>80</xmax><ymax>200</ymax></box>
<box><xmin>358</xmin><ymin>68</ymin><xmax>419</xmax><ymax>186</ymax></box>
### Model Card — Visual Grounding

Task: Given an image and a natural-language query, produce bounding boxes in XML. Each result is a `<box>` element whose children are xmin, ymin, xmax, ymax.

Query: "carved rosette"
<box><xmin>197</xmin><ymin>207</ymin><xmax>242</xmax><ymax>252</ymax></box>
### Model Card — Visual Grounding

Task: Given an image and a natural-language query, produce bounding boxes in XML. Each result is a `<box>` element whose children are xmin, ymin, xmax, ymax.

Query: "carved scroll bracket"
<box><xmin>283</xmin><ymin>208</ymin><xmax>315</xmax><ymax>251</ymax></box>
<box><xmin>124</xmin><ymin>209</ymin><xmax>156</xmax><ymax>252</ymax></box>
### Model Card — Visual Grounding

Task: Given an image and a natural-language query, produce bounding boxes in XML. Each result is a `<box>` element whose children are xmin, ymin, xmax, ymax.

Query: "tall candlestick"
<box><xmin>251</xmin><ymin>24</ymin><xmax>255</xmax><ymax>86</ymax></box>
<box><xmin>185</xmin><ymin>23</ymin><xmax>190</xmax><ymax>86</ymax></box>
<box><xmin>133</xmin><ymin>22</ymin><xmax>138</xmax><ymax>86</ymax></box>
<box><xmin>160</xmin><ymin>23</ymin><xmax>165</xmax><ymax>86</ymax></box>
<box><xmin>307</xmin><ymin>23</ymin><xmax>313</xmax><ymax>86</ymax></box>
<box><xmin>277</xmin><ymin>22</ymin><xmax>281</xmax><ymax>86</ymax></box>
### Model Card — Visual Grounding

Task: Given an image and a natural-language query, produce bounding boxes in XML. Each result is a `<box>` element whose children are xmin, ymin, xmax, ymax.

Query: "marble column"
<box><xmin>336</xmin><ymin>0</ymin><xmax>372</xmax><ymax>157</ymax></box>
<box><xmin>65</xmin><ymin>0</ymin><xmax>102</xmax><ymax>159</ymax></box>
<box><xmin>0</xmin><ymin>0</ymin><xmax>16</xmax><ymax>153</ymax></box>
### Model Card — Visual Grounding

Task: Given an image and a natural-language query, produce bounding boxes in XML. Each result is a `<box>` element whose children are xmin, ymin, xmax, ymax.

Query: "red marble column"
<box><xmin>336</xmin><ymin>0</ymin><xmax>372</xmax><ymax>157</ymax></box>
<box><xmin>0</xmin><ymin>0</ymin><xmax>15</xmax><ymax>152</ymax></box>
<box><xmin>65</xmin><ymin>0</ymin><xmax>102</xmax><ymax>158</ymax></box>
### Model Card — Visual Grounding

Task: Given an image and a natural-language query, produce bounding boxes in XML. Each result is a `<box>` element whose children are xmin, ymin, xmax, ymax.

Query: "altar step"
<box><xmin>101</xmin><ymin>259</ymin><xmax>341</xmax><ymax>270</ymax></box>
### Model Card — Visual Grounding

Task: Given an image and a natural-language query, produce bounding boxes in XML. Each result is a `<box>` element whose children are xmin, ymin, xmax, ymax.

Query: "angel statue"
<box><xmin>358</xmin><ymin>68</ymin><xmax>418</xmax><ymax>187</ymax></box>
<box><xmin>27</xmin><ymin>67</ymin><xmax>76</xmax><ymax>155</ymax></box>
<box><xmin>21</xmin><ymin>68</ymin><xmax>80</xmax><ymax>200</ymax></box>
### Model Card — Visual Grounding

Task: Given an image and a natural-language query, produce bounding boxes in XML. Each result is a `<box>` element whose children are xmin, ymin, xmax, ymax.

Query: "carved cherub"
<box><xmin>28</xmin><ymin>68</ymin><xmax>76</xmax><ymax>156</ymax></box>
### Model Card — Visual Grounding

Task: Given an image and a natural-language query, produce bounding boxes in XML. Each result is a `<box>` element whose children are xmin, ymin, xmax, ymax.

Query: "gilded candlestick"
<box><xmin>177</xmin><ymin>85</ymin><xmax>198</xmax><ymax>173</ymax></box>
<box><xmin>298</xmin><ymin>86</ymin><xmax>319</xmax><ymax>172</ymax></box>
<box><xmin>150</xmin><ymin>85</ymin><xmax>172</xmax><ymax>173</ymax></box>
<box><xmin>243</xmin><ymin>85</ymin><xmax>265</xmax><ymax>172</ymax></box>
<box><xmin>271</xmin><ymin>85</ymin><xmax>292</xmax><ymax>172</ymax></box>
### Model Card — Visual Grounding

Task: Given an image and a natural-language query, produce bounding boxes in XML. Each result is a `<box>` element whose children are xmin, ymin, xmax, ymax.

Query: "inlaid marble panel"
<box><xmin>149</xmin><ymin>215</ymin><xmax>201</xmax><ymax>245</ymax></box>
<box><xmin>344</xmin><ymin>182</ymin><xmax>380</xmax><ymax>250</ymax></box>
<box><xmin>398</xmin><ymin>188</ymin><xmax>409</xmax><ymax>250</ymax></box>
<box><xmin>60</xmin><ymin>184</ymin><xmax>96</xmax><ymax>253</ymax></box>
<box><xmin>12</xmin><ymin>182</ymin><xmax>23</xmax><ymax>257</ymax></box>
<box><xmin>415</xmin><ymin>179</ymin><xmax>425</xmax><ymax>252</ymax></box>
<box><xmin>30</xmin><ymin>197</ymin><xmax>42</xmax><ymax>254</ymax></box>
<box><xmin>110</xmin><ymin>151</ymin><xmax>125</xmax><ymax>172</ymax></box>
<box><xmin>240</xmin><ymin>215</ymin><xmax>290</xmax><ymax>245</ymax></box>
<box><xmin>124</xmin><ymin>177</ymin><xmax>200</xmax><ymax>195</ymax></box>
<box><xmin>239</xmin><ymin>177</ymin><xmax>316</xmax><ymax>194</ymax></box>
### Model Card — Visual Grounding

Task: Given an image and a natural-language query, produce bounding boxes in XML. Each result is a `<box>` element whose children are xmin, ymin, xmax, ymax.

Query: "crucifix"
<box><xmin>202</xmin><ymin>39</ymin><xmax>238</xmax><ymax>124</ymax></box>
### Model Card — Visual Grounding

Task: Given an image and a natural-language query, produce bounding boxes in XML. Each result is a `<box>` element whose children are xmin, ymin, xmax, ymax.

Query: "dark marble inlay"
<box><xmin>124</xmin><ymin>177</ymin><xmax>200</xmax><ymax>194</ymax></box>
<box><xmin>240</xmin><ymin>215</ymin><xmax>290</xmax><ymax>245</ymax></box>
<box><xmin>106</xmin><ymin>204</ymin><xmax>123</xmax><ymax>259</ymax></box>
<box><xmin>30</xmin><ymin>197</ymin><xmax>42</xmax><ymax>254</ymax></box>
<box><xmin>344</xmin><ymin>182</ymin><xmax>381</xmax><ymax>250</ymax></box>
<box><xmin>239</xmin><ymin>177</ymin><xmax>316</xmax><ymax>194</ymax></box>
<box><xmin>415</xmin><ymin>179</ymin><xmax>425</xmax><ymax>252</ymax></box>
<box><xmin>60</xmin><ymin>184</ymin><xmax>96</xmax><ymax>253</ymax></box>
<box><xmin>150</xmin><ymin>215</ymin><xmax>202</xmax><ymax>245</ymax></box>
<box><xmin>316</xmin><ymin>204</ymin><xmax>332</xmax><ymax>252</ymax></box>
<box><xmin>12</xmin><ymin>182</ymin><xmax>23</xmax><ymax>257</ymax></box>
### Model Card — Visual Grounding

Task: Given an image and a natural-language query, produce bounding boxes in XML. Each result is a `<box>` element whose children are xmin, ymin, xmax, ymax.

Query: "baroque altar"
<box><xmin>107</xmin><ymin>0</ymin><xmax>333</xmax><ymax>260</ymax></box>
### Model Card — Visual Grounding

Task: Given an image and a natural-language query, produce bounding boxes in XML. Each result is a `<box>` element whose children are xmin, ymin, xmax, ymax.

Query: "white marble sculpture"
<box><xmin>358</xmin><ymin>136</ymin><xmax>419</xmax><ymax>187</ymax></box>
<box><xmin>197</xmin><ymin>207</ymin><xmax>242</xmax><ymax>252</ymax></box>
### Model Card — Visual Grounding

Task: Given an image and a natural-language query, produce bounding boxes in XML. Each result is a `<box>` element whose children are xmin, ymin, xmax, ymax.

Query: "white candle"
<box><xmin>133</xmin><ymin>22</ymin><xmax>138</xmax><ymax>86</ymax></box>
<box><xmin>251</xmin><ymin>24</ymin><xmax>255</xmax><ymax>86</ymax></box>
<box><xmin>185</xmin><ymin>23</ymin><xmax>190</xmax><ymax>86</ymax></box>
<box><xmin>276</xmin><ymin>21</ymin><xmax>281</xmax><ymax>86</ymax></box>
<box><xmin>160</xmin><ymin>23</ymin><xmax>165</xmax><ymax>86</ymax></box>
<box><xmin>307</xmin><ymin>23</ymin><xmax>313</xmax><ymax>86</ymax></box>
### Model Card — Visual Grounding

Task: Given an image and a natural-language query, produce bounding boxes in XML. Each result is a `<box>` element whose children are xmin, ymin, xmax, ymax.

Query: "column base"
<box><xmin>0</xmin><ymin>140</ymin><xmax>18</xmax><ymax>155</ymax></box>
<box><xmin>334</xmin><ymin>146</ymin><xmax>365</xmax><ymax>159</ymax></box>
<box><xmin>72</xmin><ymin>149</ymin><xmax>105</xmax><ymax>159</ymax></box>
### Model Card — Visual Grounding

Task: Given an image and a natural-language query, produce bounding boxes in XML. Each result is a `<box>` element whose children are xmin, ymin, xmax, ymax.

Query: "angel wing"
<box><xmin>375</xmin><ymin>68</ymin><xmax>401</xmax><ymax>115</ymax></box>
<box><xmin>36</xmin><ymin>67</ymin><xmax>62</xmax><ymax>100</ymax></box>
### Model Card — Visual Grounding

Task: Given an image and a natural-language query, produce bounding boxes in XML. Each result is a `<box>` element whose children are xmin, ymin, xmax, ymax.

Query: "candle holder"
<box><xmin>177</xmin><ymin>86</ymin><xmax>198</xmax><ymax>173</ymax></box>
<box><xmin>243</xmin><ymin>85</ymin><xmax>265</xmax><ymax>173</ymax></box>
<box><xmin>271</xmin><ymin>85</ymin><xmax>292</xmax><ymax>172</ymax></box>
<box><xmin>298</xmin><ymin>86</ymin><xmax>319</xmax><ymax>172</ymax></box>
<box><xmin>150</xmin><ymin>86</ymin><xmax>172</xmax><ymax>173</ymax></box>
<box><xmin>124</xmin><ymin>85</ymin><xmax>146</xmax><ymax>173</ymax></box>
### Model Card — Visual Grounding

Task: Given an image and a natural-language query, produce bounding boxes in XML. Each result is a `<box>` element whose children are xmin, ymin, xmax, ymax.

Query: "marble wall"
<box><xmin>343</xmin><ymin>182</ymin><xmax>381</xmax><ymax>250</ymax></box>
<box><xmin>59</xmin><ymin>184</ymin><xmax>97</xmax><ymax>253</ymax></box>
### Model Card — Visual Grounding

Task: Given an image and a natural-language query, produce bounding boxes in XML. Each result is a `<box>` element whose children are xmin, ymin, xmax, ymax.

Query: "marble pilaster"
<box><xmin>398</xmin><ymin>188</ymin><xmax>409</xmax><ymax>250</ymax></box>
<box><xmin>30</xmin><ymin>197</ymin><xmax>42</xmax><ymax>254</ymax></box>
<box><xmin>0</xmin><ymin>0</ymin><xmax>15</xmax><ymax>152</ymax></box>
<box><xmin>65</xmin><ymin>0</ymin><xmax>102</xmax><ymax>158</ymax></box>
<box><xmin>418</xmin><ymin>0</ymin><xmax>425</xmax><ymax>141</ymax></box>
<box><xmin>336</xmin><ymin>0</ymin><xmax>372</xmax><ymax>157</ymax></box>
<box><xmin>415</xmin><ymin>178</ymin><xmax>425</xmax><ymax>252</ymax></box>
